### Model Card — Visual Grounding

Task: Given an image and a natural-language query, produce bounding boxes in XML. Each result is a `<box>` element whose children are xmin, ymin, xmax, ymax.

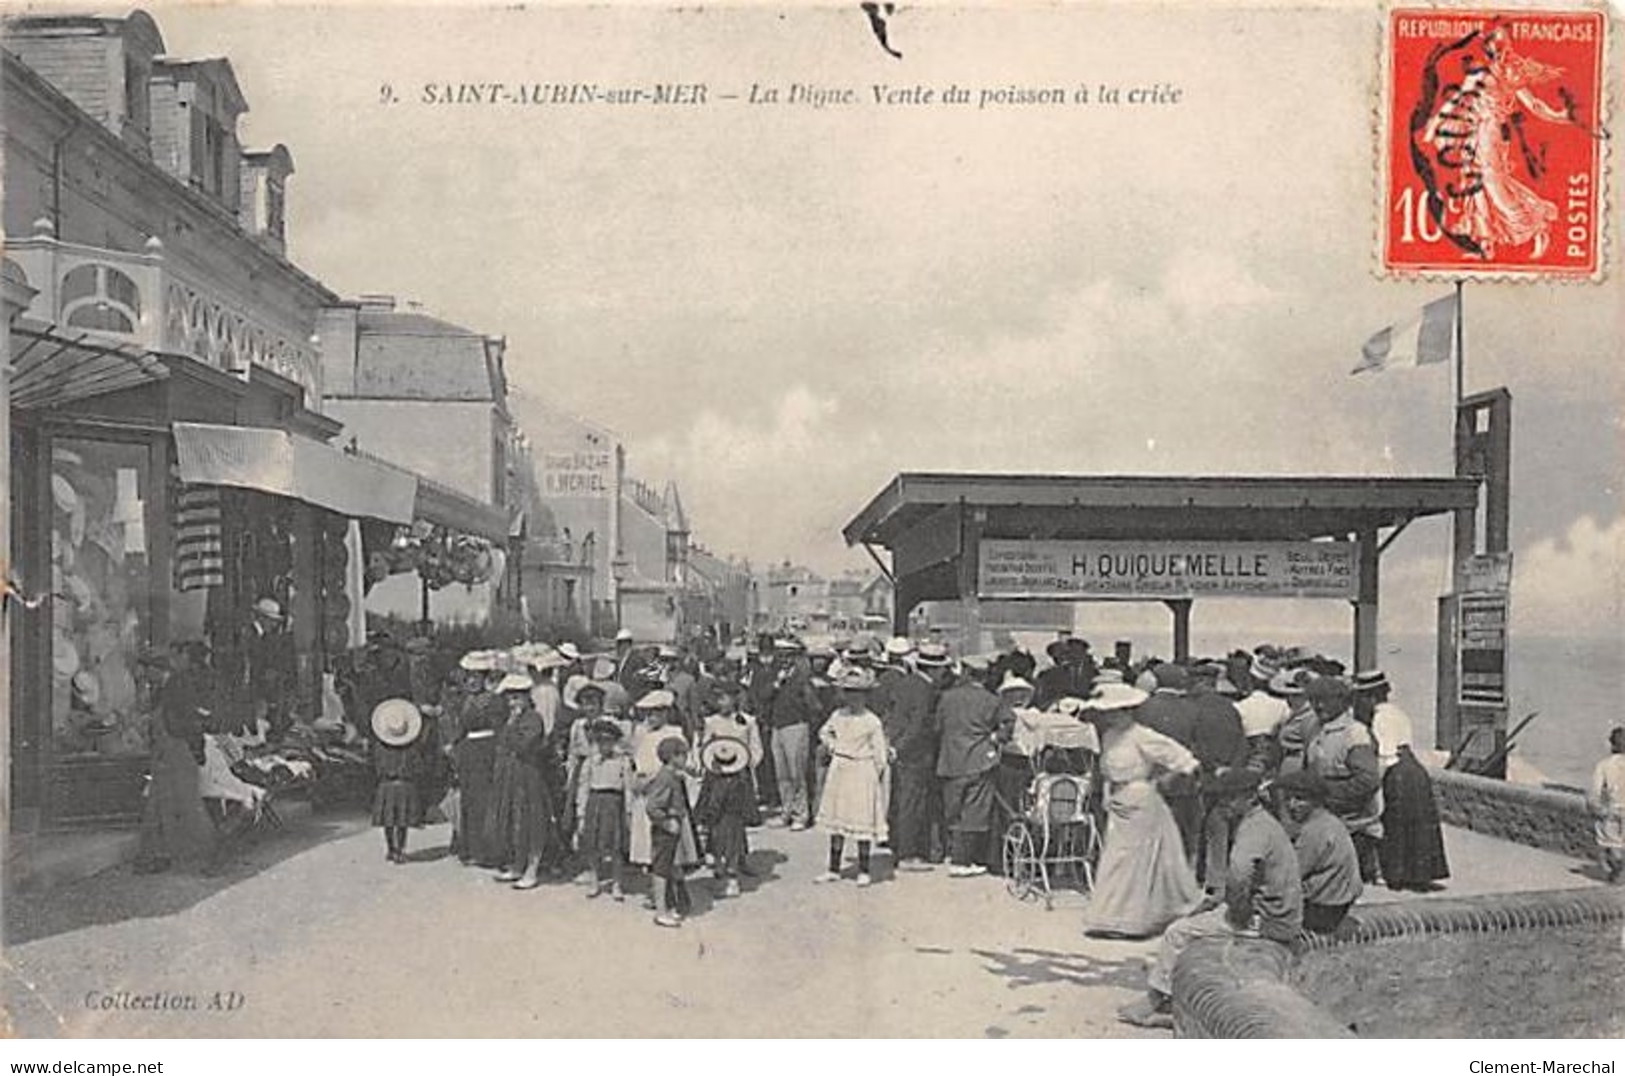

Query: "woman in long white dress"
<box><xmin>1082</xmin><ymin>683</ymin><xmax>1202</xmax><ymax>939</ymax></box>
<box><xmin>813</xmin><ymin>666</ymin><xmax>889</xmax><ymax>887</ymax></box>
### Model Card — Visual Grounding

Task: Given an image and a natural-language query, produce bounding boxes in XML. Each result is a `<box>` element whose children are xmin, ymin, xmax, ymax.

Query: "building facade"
<box><xmin>0</xmin><ymin>11</ymin><xmax>495</xmax><ymax>832</ymax></box>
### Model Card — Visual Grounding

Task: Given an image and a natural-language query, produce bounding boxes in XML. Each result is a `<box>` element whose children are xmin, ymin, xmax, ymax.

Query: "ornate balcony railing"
<box><xmin>6</xmin><ymin>221</ymin><xmax>321</xmax><ymax>405</ymax></box>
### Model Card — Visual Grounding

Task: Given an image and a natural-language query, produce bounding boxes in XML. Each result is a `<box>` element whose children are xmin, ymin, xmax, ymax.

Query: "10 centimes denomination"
<box><xmin>1382</xmin><ymin>8</ymin><xmax>1608</xmax><ymax>280</ymax></box>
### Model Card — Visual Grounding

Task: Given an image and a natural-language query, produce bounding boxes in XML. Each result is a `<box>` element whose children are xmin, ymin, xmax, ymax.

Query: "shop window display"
<box><xmin>50</xmin><ymin>439</ymin><xmax>152</xmax><ymax>758</ymax></box>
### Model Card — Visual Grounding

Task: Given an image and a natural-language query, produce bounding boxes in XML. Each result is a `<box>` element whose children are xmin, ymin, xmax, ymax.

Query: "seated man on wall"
<box><xmin>1273</xmin><ymin>768</ymin><xmax>1362</xmax><ymax>934</ymax></box>
<box><xmin>1118</xmin><ymin>769</ymin><xmax>1304</xmax><ymax>1030</ymax></box>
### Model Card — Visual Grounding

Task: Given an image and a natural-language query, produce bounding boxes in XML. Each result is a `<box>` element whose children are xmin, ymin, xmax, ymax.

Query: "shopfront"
<box><xmin>8</xmin><ymin>323</ymin><xmax>413</xmax><ymax>832</ymax></box>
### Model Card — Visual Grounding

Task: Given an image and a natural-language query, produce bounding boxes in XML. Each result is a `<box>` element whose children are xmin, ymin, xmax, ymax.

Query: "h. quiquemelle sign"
<box><xmin>977</xmin><ymin>540</ymin><xmax>1358</xmax><ymax>600</ymax></box>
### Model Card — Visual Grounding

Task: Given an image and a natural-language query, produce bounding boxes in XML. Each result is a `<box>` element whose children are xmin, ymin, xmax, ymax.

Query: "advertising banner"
<box><xmin>977</xmin><ymin>539</ymin><xmax>1358</xmax><ymax>600</ymax></box>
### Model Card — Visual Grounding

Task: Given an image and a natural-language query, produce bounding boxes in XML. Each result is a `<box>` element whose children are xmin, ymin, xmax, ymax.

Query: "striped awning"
<box><xmin>9</xmin><ymin>319</ymin><xmax>168</xmax><ymax>409</ymax></box>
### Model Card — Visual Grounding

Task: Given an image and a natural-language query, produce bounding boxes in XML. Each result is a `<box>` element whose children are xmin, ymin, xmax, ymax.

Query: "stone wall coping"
<box><xmin>1172</xmin><ymin>887</ymin><xmax>1625</xmax><ymax>1038</ymax></box>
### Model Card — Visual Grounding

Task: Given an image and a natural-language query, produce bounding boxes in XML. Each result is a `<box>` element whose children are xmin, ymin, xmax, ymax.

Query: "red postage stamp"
<box><xmin>1382</xmin><ymin>8</ymin><xmax>1608</xmax><ymax>279</ymax></box>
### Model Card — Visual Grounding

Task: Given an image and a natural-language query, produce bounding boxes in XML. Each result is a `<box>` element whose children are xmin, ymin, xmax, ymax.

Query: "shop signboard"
<box><xmin>977</xmin><ymin>539</ymin><xmax>1357</xmax><ymax>600</ymax></box>
<box><xmin>540</xmin><ymin>447</ymin><xmax>613</xmax><ymax>498</ymax></box>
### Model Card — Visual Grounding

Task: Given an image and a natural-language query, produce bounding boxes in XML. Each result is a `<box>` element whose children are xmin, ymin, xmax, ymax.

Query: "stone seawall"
<box><xmin>1172</xmin><ymin>887</ymin><xmax>1625</xmax><ymax>1038</ymax></box>
<box><xmin>1428</xmin><ymin>767</ymin><xmax>1595</xmax><ymax>858</ymax></box>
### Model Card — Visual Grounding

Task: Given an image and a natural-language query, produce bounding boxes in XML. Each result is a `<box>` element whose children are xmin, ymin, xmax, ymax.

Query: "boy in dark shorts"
<box><xmin>645</xmin><ymin>736</ymin><xmax>693</xmax><ymax>927</ymax></box>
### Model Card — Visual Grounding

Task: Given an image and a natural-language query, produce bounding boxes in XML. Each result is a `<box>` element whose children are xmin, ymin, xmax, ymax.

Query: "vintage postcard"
<box><xmin>1</xmin><ymin>0</ymin><xmax>1621</xmax><ymax>1051</ymax></box>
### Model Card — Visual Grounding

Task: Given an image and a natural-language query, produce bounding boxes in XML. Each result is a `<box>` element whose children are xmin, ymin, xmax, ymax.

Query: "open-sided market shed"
<box><xmin>842</xmin><ymin>473</ymin><xmax>1479</xmax><ymax>670</ymax></box>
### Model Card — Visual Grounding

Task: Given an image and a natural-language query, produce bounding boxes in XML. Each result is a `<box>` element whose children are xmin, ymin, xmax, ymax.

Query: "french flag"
<box><xmin>1353</xmin><ymin>293</ymin><xmax>1458</xmax><ymax>374</ymax></box>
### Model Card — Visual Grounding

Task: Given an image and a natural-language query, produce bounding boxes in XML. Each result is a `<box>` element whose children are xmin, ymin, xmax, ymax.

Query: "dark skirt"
<box><xmin>695</xmin><ymin>772</ymin><xmax>761</xmax><ymax>828</ymax></box>
<box><xmin>1380</xmin><ymin>750</ymin><xmax>1450</xmax><ymax>887</ymax></box>
<box><xmin>454</xmin><ymin>737</ymin><xmax>499</xmax><ymax>865</ymax></box>
<box><xmin>581</xmin><ymin>789</ymin><xmax>627</xmax><ymax>860</ymax></box>
<box><xmin>373</xmin><ymin>778</ymin><xmax>420</xmax><ymax>828</ymax></box>
<box><xmin>486</xmin><ymin>753</ymin><xmax>553</xmax><ymax>864</ymax></box>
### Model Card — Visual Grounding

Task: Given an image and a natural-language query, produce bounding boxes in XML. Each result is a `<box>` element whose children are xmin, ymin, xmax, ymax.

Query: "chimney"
<box><xmin>238</xmin><ymin>144</ymin><xmax>294</xmax><ymax>254</ymax></box>
<box><xmin>3</xmin><ymin>12</ymin><xmax>166</xmax><ymax>157</ymax></box>
<box><xmin>357</xmin><ymin>294</ymin><xmax>397</xmax><ymax>311</ymax></box>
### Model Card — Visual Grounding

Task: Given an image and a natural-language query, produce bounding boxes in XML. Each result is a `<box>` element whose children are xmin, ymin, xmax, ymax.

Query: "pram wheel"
<box><xmin>1002</xmin><ymin>821</ymin><xmax>1039</xmax><ymax>901</ymax></box>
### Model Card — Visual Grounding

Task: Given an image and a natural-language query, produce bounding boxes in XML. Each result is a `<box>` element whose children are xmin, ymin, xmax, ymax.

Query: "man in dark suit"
<box><xmin>935</xmin><ymin>657</ymin><xmax>1015</xmax><ymax>877</ymax></box>
<box><xmin>1032</xmin><ymin>637</ymin><xmax>1097</xmax><ymax>710</ymax></box>
<box><xmin>1137</xmin><ymin>662</ymin><xmax>1205</xmax><ymax>865</ymax></box>
<box><xmin>889</xmin><ymin>641</ymin><xmax>947</xmax><ymax>869</ymax></box>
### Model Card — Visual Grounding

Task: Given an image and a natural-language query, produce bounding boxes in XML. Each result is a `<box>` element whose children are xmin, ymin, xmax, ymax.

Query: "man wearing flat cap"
<box><xmin>1274</xmin><ymin>769</ymin><xmax>1362</xmax><ymax>934</ymax></box>
<box><xmin>1304</xmin><ymin>676</ymin><xmax>1383</xmax><ymax>884</ymax></box>
<box><xmin>1120</xmin><ymin>768</ymin><xmax>1303</xmax><ymax>1029</ymax></box>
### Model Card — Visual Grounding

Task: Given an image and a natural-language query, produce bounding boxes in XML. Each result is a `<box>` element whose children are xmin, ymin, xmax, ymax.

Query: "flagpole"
<box><xmin>1454</xmin><ymin>278</ymin><xmax>1466</xmax><ymax>408</ymax></box>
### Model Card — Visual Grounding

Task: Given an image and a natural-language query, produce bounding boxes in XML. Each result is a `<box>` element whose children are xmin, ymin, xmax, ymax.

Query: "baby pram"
<box><xmin>999</xmin><ymin>720</ymin><xmax>1103</xmax><ymax>909</ymax></box>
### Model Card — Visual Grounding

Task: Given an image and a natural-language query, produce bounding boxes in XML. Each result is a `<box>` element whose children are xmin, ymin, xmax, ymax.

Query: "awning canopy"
<box><xmin>412</xmin><ymin>473</ymin><xmax>511</xmax><ymax>543</ymax></box>
<box><xmin>10</xmin><ymin>319</ymin><xmax>169</xmax><ymax>410</ymax></box>
<box><xmin>174</xmin><ymin>422</ymin><xmax>416</xmax><ymax>524</ymax></box>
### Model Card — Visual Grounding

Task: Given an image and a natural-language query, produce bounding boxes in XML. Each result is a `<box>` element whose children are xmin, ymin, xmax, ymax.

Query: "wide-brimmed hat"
<box><xmin>997</xmin><ymin>674</ymin><xmax>1035</xmax><ymax>695</ymax></box>
<box><xmin>635</xmin><ymin>689</ymin><xmax>676</xmax><ymax>710</ymax></box>
<box><xmin>700</xmin><ymin>735</ymin><xmax>751</xmax><ymax>775</ymax></box>
<box><xmin>1053</xmin><ymin>696</ymin><xmax>1088</xmax><ymax>716</ymax></box>
<box><xmin>460</xmin><ymin>650</ymin><xmax>498</xmax><ymax>672</ymax></box>
<box><xmin>562</xmin><ymin>674</ymin><xmax>593</xmax><ymax>709</ymax></box>
<box><xmin>884</xmin><ymin>636</ymin><xmax>915</xmax><ymax>658</ymax></box>
<box><xmin>1352</xmin><ymin>669</ymin><xmax>1390</xmax><ymax>694</ymax></box>
<box><xmin>834</xmin><ymin>666</ymin><xmax>877</xmax><ymax>691</ymax></box>
<box><xmin>913</xmin><ymin>642</ymin><xmax>951</xmax><ymax>668</ymax></box>
<box><xmin>1269</xmin><ymin>668</ymin><xmax>1311</xmax><ymax>697</ymax></box>
<box><xmin>1083</xmin><ymin>682</ymin><xmax>1149</xmax><ymax>712</ymax></box>
<box><xmin>615</xmin><ymin>628</ymin><xmax>635</xmax><ymax>642</ymax></box>
<box><xmin>253</xmin><ymin>597</ymin><xmax>284</xmax><ymax>620</ymax></box>
<box><xmin>371</xmin><ymin>698</ymin><xmax>423</xmax><ymax>746</ymax></box>
<box><xmin>557</xmin><ymin>642</ymin><xmax>582</xmax><ymax>662</ymax></box>
<box><xmin>497</xmin><ymin>673</ymin><xmax>535</xmax><ymax>694</ymax></box>
<box><xmin>1250</xmin><ymin>653</ymin><xmax>1281</xmax><ymax>683</ymax></box>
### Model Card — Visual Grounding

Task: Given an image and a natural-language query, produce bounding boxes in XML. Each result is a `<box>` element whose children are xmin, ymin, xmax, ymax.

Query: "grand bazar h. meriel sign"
<box><xmin>978</xmin><ymin>539</ymin><xmax>1359</xmax><ymax>600</ymax></box>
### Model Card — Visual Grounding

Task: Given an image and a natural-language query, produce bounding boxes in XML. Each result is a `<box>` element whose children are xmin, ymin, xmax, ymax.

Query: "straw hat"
<box><xmin>562</xmin><ymin>673</ymin><xmax>593</xmax><ymax>709</ymax></box>
<box><xmin>370</xmin><ymin>698</ymin><xmax>423</xmax><ymax>746</ymax></box>
<box><xmin>636</xmin><ymin>689</ymin><xmax>676</xmax><ymax>710</ymax></box>
<box><xmin>914</xmin><ymin>642</ymin><xmax>951</xmax><ymax>668</ymax></box>
<box><xmin>252</xmin><ymin>597</ymin><xmax>284</xmax><ymax>620</ymax></box>
<box><xmin>884</xmin><ymin>636</ymin><xmax>915</xmax><ymax>658</ymax></box>
<box><xmin>1352</xmin><ymin>669</ymin><xmax>1390</xmax><ymax>694</ymax></box>
<box><xmin>497</xmin><ymin>673</ymin><xmax>535</xmax><ymax>694</ymax></box>
<box><xmin>615</xmin><ymin>628</ymin><xmax>635</xmax><ymax>642</ymax></box>
<box><xmin>997</xmin><ymin>674</ymin><xmax>1035</xmax><ymax>695</ymax></box>
<box><xmin>1082</xmin><ymin>682</ymin><xmax>1149</xmax><ymax>712</ymax></box>
<box><xmin>557</xmin><ymin>642</ymin><xmax>582</xmax><ymax>662</ymax></box>
<box><xmin>699</xmin><ymin>735</ymin><xmax>751</xmax><ymax>775</ymax></box>
<box><xmin>460</xmin><ymin>650</ymin><xmax>498</xmax><ymax>672</ymax></box>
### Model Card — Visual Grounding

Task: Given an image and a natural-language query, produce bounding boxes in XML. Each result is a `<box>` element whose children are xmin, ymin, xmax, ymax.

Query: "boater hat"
<box><xmin>913</xmin><ymin>642</ymin><xmax>951</xmax><ymax>668</ymax></box>
<box><xmin>1352</xmin><ymin>669</ymin><xmax>1390</xmax><ymax>694</ymax></box>
<box><xmin>699</xmin><ymin>735</ymin><xmax>751</xmax><ymax>775</ymax></box>
<box><xmin>371</xmin><ymin>698</ymin><xmax>423</xmax><ymax>746</ymax></box>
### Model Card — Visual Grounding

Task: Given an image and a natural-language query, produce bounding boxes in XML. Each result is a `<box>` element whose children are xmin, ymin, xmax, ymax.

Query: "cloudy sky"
<box><xmin>150</xmin><ymin>2</ymin><xmax>1622</xmax><ymax>638</ymax></box>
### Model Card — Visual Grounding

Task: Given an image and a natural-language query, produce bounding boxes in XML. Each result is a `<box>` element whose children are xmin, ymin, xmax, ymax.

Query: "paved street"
<box><xmin>2</xmin><ymin>814</ymin><xmax>1595</xmax><ymax>1039</ymax></box>
<box><xmin>2</xmin><ymin>815</ymin><xmax>1166</xmax><ymax>1039</ymax></box>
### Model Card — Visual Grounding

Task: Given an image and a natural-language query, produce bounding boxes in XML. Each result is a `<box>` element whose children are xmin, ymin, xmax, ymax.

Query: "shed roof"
<box><xmin>843</xmin><ymin>472</ymin><xmax>1479</xmax><ymax>548</ymax></box>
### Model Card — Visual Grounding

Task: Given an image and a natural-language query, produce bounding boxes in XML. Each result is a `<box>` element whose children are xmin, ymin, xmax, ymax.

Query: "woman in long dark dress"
<box><xmin>486</xmin><ymin>673</ymin><xmax>554</xmax><ymax>889</ymax></box>
<box><xmin>134</xmin><ymin>643</ymin><xmax>216</xmax><ymax>873</ymax></box>
<box><xmin>453</xmin><ymin>664</ymin><xmax>506</xmax><ymax>867</ymax></box>
<box><xmin>1379</xmin><ymin>743</ymin><xmax>1450</xmax><ymax>890</ymax></box>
